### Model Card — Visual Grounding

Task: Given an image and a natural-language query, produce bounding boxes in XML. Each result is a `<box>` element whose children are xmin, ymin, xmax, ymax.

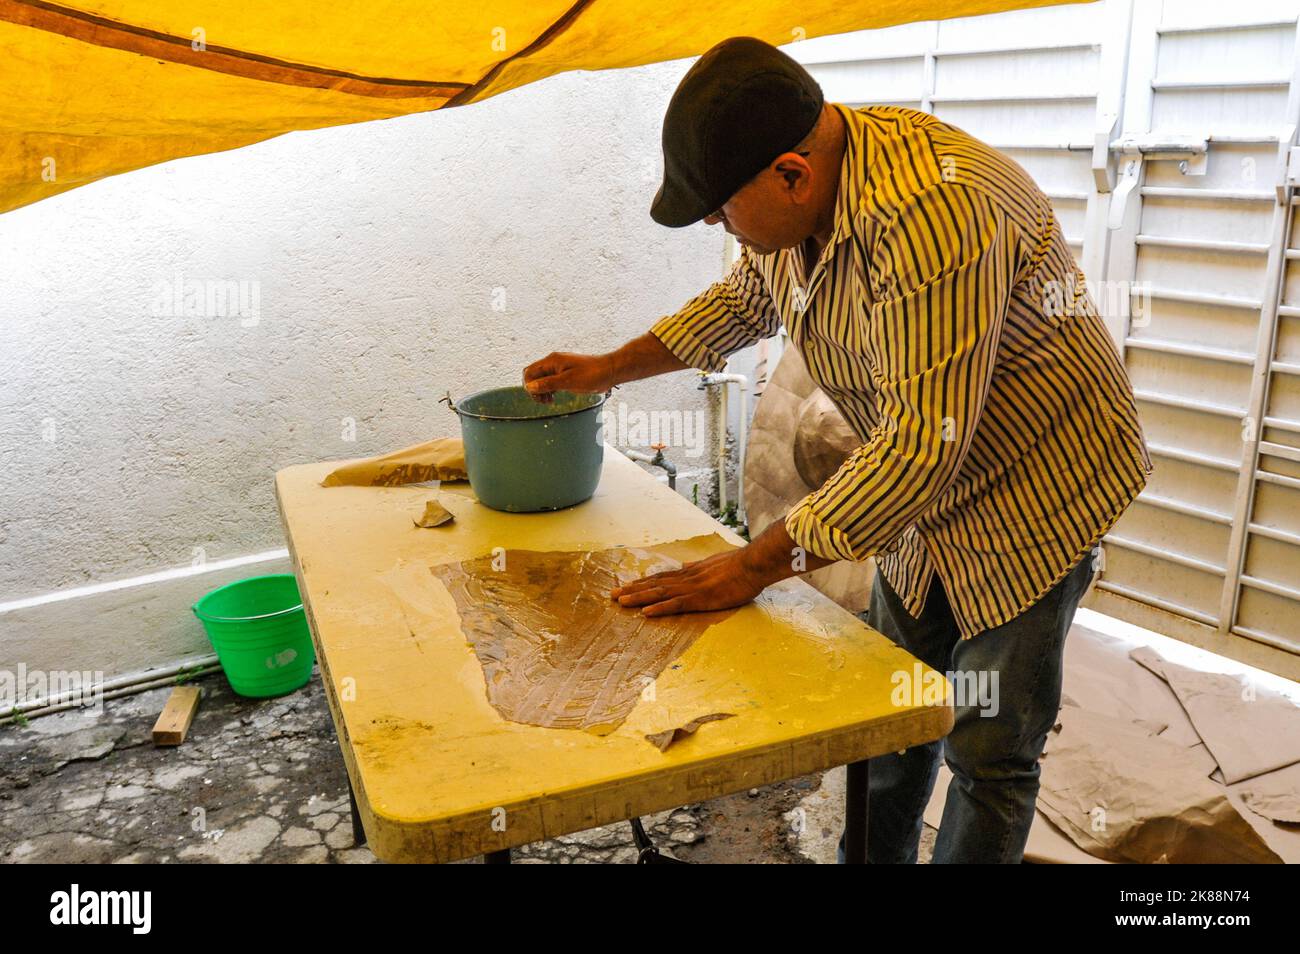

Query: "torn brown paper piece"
<box><xmin>1129</xmin><ymin>645</ymin><xmax>1300</xmax><ymax>784</ymax></box>
<box><xmin>1037</xmin><ymin>706</ymin><xmax>1281</xmax><ymax>863</ymax></box>
<box><xmin>1224</xmin><ymin>789</ymin><xmax>1300</xmax><ymax>863</ymax></box>
<box><xmin>431</xmin><ymin>536</ymin><xmax>738</xmax><ymax>735</ymax></box>
<box><xmin>1233</xmin><ymin>761</ymin><xmax>1300</xmax><ymax>825</ymax></box>
<box><xmin>413</xmin><ymin>499</ymin><xmax>454</xmax><ymax>528</ymax></box>
<box><xmin>645</xmin><ymin>712</ymin><xmax>735</xmax><ymax>753</ymax></box>
<box><xmin>321</xmin><ymin>437</ymin><xmax>467</xmax><ymax>487</ymax></box>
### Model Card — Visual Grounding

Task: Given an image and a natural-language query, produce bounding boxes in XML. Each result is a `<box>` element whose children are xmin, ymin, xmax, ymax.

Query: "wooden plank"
<box><xmin>152</xmin><ymin>685</ymin><xmax>201</xmax><ymax>746</ymax></box>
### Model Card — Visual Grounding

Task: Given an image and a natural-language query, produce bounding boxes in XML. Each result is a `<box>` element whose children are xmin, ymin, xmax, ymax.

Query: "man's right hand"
<box><xmin>522</xmin><ymin>352</ymin><xmax>615</xmax><ymax>403</ymax></box>
<box><xmin>522</xmin><ymin>334</ymin><xmax>689</xmax><ymax>403</ymax></box>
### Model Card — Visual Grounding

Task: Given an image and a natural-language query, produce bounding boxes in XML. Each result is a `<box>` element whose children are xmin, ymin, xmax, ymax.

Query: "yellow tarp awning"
<box><xmin>1</xmin><ymin>0</ymin><xmax>1076</xmax><ymax>214</ymax></box>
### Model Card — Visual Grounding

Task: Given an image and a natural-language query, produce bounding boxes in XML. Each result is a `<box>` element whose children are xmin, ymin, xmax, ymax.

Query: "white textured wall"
<box><xmin>0</xmin><ymin>60</ymin><xmax>728</xmax><ymax>694</ymax></box>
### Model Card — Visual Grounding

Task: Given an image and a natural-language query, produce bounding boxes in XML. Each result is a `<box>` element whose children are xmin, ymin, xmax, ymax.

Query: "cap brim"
<box><xmin>650</xmin><ymin>179</ymin><xmax>708</xmax><ymax>228</ymax></box>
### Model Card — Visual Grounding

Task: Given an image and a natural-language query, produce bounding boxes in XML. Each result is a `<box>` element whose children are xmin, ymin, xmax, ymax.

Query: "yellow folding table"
<box><xmin>275</xmin><ymin>448</ymin><xmax>952</xmax><ymax>863</ymax></box>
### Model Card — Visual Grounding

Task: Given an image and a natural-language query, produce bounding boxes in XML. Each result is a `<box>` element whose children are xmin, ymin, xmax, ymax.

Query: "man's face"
<box><xmin>702</xmin><ymin>156</ymin><xmax>815</xmax><ymax>255</ymax></box>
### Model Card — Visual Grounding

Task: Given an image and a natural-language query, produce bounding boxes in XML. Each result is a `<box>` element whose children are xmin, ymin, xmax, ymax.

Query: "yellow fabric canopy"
<box><xmin>1</xmin><ymin>0</ymin><xmax>1075</xmax><ymax>214</ymax></box>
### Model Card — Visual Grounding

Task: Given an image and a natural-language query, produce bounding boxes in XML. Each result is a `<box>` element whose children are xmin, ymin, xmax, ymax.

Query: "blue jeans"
<box><xmin>839</xmin><ymin>554</ymin><xmax>1094</xmax><ymax>864</ymax></box>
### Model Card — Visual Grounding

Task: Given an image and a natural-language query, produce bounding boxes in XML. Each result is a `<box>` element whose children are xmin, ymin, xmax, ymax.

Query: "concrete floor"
<box><xmin>0</xmin><ymin>668</ymin><xmax>935</xmax><ymax>864</ymax></box>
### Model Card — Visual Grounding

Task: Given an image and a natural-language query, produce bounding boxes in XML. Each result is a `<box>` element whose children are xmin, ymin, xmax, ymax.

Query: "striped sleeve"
<box><xmin>785</xmin><ymin>182</ymin><xmax>1016</xmax><ymax>562</ymax></box>
<box><xmin>648</xmin><ymin>244</ymin><xmax>781</xmax><ymax>372</ymax></box>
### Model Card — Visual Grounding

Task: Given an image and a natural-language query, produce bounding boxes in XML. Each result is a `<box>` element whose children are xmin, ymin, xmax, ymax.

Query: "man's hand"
<box><xmin>611</xmin><ymin>549</ymin><xmax>767</xmax><ymax>616</ymax></box>
<box><xmin>523</xmin><ymin>333</ymin><xmax>688</xmax><ymax>403</ymax></box>
<box><xmin>523</xmin><ymin>352</ymin><xmax>614</xmax><ymax>404</ymax></box>
<box><xmin>611</xmin><ymin>518</ymin><xmax>836</xmax><ymax>616</ymax></box>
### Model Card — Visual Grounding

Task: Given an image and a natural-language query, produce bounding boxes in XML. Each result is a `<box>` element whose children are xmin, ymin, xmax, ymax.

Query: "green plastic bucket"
<box><xmin>192</xmin><ymin>574</ymin><xmax>315</xmax><ymax>698</ymax></box>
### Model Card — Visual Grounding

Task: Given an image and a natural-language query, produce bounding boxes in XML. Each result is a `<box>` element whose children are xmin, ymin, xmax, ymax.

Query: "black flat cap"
<box><xmin>651</xmin><ymin>36</ymin><xmax>824</xmax><ymax>228</ymax></box>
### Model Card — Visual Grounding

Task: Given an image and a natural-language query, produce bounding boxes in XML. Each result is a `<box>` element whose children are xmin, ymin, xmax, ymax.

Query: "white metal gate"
<box><xmin>786</xmin><ymin>0</ymin><xmax>1300</xmax><ymax>670</ymax></box>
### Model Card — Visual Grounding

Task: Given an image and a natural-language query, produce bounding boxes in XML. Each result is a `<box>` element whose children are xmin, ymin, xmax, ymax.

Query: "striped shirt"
<box><xmin>650</xmin><ymin>104</ymin><xmax>1154</xmax><ymax>639</ymax></box>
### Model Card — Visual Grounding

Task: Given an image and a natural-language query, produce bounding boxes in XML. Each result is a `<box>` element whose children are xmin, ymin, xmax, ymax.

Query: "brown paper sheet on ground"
<box><xmin>1063</xmin><ymin>625</ymin><xmax>1202</xmax><ymax>747</ymax></box>
<box><xmin>925</xmin><ymin>625</ymin><xmax>1300</xmax><ymax>863</ymax></box>
<box><xmin>321</xmin><ymin>437</ymin><xmax>467</xmax><ymax>487</ymax></box>
<box><xmin>1058</xmin><ymin>628</ymin><xmax>1300</xmax><ymax>861</ymax></box>
<box><xmin>1129</xmin><ymin>645</ymin><xmax>1300</xmax><ymax>783</ymax></box>
<box><xmin>431</xmin><ymin>536</ymin><xmax>739</xmax><ymax>735</ymax></box>
<box><xmin>1037</xmin><ymin>707</ymin><xmax>1282</xmax><ymax>863</ymax></box>
<box><xmin>924</xmin><ymin>764</ymin><xmax>1110</xmax><ymax>864</ymax></box>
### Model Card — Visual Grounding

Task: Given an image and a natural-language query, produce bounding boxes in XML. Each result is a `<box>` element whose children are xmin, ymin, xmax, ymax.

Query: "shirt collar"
<box><xmin>826</xmin><ymin>102</ymin><xmax>869</xmax><ymax>251</ymax></box>
<box><xmin>770</xmin><ymin>104</ymin><xmax>869</xmax><ymax>289</ymax></box>
<box><xmin>784</xmin><ymin>103</ymin><xmax>867</xmax><ymax>287</ymax></box>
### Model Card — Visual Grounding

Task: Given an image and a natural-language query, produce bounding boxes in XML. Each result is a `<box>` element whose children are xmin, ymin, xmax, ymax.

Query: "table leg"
<box><xmin>348</xmin><ymin>780</ymin><xmax>367</xmax><ymax>848</ymax></box>
<box><xmin>844</xmin><ymin>759</ymin><xmax>870</xmax><ymax>864</ymax></box>
<box><xmin>484</xmin><ymin>848</ymin><xmax>512</xmax><ymax>864</ymax></box>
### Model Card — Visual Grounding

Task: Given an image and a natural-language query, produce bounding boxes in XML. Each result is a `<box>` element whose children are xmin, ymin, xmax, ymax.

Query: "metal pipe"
<box><xmin>1094</xmin><ymin>579</ymin><xmax>1219</xmax><ymax>628</ymax></box>
<box><xmin>1141</xmin><ymin>286</ymin><xmax>1262</xmax><ymax>310</ymax></box>
<box><xmin>1</xmin><ymin>654</ymin><xmax>219</xmax><ymax>720</ymax></box>
<box><xmin>621</xmin><ymin>446</ymin><xmax>677</xmax><ymax>490</ymax></box>
<box><xmin>1145</xmin><ymin>441</ymin><xmax>1239</xmax><ymax>471</ymax></box>
<box><xmin>719</xmin><ymin>383</ymin><xmax>729</xmax><ymax>513</ymax></box>
<box><xmin>698</xmin><ymin>372</ymin><xmax>749</xmax><ymax>521</ymax></box>
<box><xmin>1134</xmin><ymin>234</ymin><xmax>1269</xmax><ymax>254</ymax></box>
<box><xmin>1</xmin><ymin>665</ymin><xmax>223</xmax><ymax>725</ymax></box>
<box><xmin>1122</xmin><ymin>336</ymin><xmax>1254</xmax><ymax>365</ymax></box>
<box><xmin>1102</xmin><ymin>534</ymin><xmax>1227</xmax><ymax>575</ymax></box>
<box><xmin>1131</xmin><ymin>388</ymin><xmax>1241</xmax><ymax>418</ymax></box>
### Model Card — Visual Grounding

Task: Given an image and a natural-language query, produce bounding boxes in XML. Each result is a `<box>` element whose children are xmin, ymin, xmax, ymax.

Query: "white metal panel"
<box><xmin>783</xmin><ymin>0</ymin><xmax>1300</xmax><ymax>660</ymax></box>
<box><xmin>1232</xmin><ymin>190</ymin><xmax>1300</xmax><ymax>651</ymax></box>
<box><xmin>793</xmin><ymin>1</ymin><xmax>1115</xmax><ymax>271</ymax></box>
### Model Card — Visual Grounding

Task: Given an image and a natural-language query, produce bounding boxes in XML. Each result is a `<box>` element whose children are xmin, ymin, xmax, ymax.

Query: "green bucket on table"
<box><xmin>192</xmin><ymin>574</ymin><xmax>315</xmax><ymax>698</ymax></box>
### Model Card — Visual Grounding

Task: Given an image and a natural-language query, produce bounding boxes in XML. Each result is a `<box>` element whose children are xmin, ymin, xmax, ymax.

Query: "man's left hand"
<box><xmin>610</xmin><ymin>517</ymin><xmax>836</xmax><ymax>616</ymax></box>
<box><xmin>611</xmin><ymin>549</ymin><xmax>767</xmax><ymax>616</ymax></box>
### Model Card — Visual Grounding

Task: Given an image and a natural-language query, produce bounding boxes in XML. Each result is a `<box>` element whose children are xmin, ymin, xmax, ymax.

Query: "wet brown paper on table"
<box><xmin>430</xmin><ymin>535</ymin><xmax>738</xmax><ymax>742</ymax></box>
<box><xmin>331</xmin><ymin>439</ymin><xmax>735</xmax><ymax>748</ymax></box>
<box><xmin>321</xmin><ymin>437</ymin><xmax>467</xmax><ymax>487</ymax></box>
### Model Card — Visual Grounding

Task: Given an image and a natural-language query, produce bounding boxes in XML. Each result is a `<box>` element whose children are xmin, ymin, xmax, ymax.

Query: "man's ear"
<box><xmin>772</xmin><ymin>153</ymin><xmax>812</xmax><ymax>195</ymax></box>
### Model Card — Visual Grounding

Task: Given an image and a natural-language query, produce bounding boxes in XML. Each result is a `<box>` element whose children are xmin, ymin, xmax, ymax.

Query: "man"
<box><xmin>523</xmin><ymin>37</ymin><xmax>1152</xmax><ymax>863</ymax></box>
